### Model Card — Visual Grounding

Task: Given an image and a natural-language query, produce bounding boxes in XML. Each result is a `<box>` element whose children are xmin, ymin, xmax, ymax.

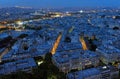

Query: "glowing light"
<box><xmin>53</xmin><ymin>14</ymin><xmax>61</xmax><ymax>17</ymax></box>
<box><xmin>51</xmin><ymin>32</ymin><xmax>62</xmax><ymax>55</ymax></box>
<box><xmin>79</xmin><ymin>10</ymin><xmax>83</xmax><ymax>13</ymax></box>
<box><xmin>102</xmin><ymin>66</ymin><xmax>107</xmax><ymax>69</ymax></box>
<box><xmin>112</xmin><ymin>16</ymin><xmax>116</xmax><ymax>19</ymax></box>
<box><xmin>56</xmin><ymin>14</ymin><xmax>61</xmax><ymax>17</ymax></box>
<box><xmin>37</xmin><ymin>61</ymin><xmax>43</xmax><ymax>66</ymax></box>
<box><xmin>79</xmin><ymin>37</ymin><xmax>88</xmax><ymax>50</ymax></box>
<box><xmin>16</xmin><ymin>21</ymin><xmax>23</xmax><ymax>25</ymax></box>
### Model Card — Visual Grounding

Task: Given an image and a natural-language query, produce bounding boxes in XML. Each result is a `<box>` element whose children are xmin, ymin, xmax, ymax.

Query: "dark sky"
<box><xmin>0</xmin><ymin>0</ymin><xmax>120</xmax><ymax>8</ymax></box>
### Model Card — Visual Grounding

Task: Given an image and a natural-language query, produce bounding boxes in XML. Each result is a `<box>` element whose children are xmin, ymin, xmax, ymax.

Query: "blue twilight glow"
<box><xmin>0</xmin><ymin>0</ymin><xmax>120</xmax><ymax>8</ymax></box>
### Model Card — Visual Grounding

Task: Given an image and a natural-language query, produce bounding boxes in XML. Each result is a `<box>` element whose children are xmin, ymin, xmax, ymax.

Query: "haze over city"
<box><xmin>0</xmin><ymin>0</ymin><xmax>120</xmax><ymax>8</ymax></box>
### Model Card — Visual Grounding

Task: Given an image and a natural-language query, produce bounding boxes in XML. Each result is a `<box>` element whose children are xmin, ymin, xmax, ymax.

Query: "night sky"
<box><xmin>0</xmin><ymin>0</ymin><xmax>120</xmax><ymax>8</ymax></box>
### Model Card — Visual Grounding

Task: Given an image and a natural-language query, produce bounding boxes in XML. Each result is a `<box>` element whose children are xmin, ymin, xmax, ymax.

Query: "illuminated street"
<box><xmin>0</xmin><ymin>0</ymin><xmax>120</xmax><ymax>79</ymax></box>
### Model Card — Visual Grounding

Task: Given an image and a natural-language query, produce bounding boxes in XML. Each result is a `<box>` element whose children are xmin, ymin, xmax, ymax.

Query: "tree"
<box><xmin>64</xmin><ymin>36</ymin><xmax>71</xmax><ymax>43</ymax></box>
<box><xmin>44</xmin><ymin>53</ymin><xmax>52</xmax><ymax>63</ymax></box>
<box><xmin>0</xmin><ymin>53</ymin><xmax>66</xmax><ymax>79</ymax></box>
<box><xmin>17</xmin><ymin>34</ymin><xmax>28</xmax><ymax>39</ymax></box>
<box><xmin>0</xmin><ymin>71</ymin><xmax>32</xmax><ymax>79</ymax></box>
<box><xmin>113</xmin><ymin>27</ymin><xmax>119</xmax><ymax>30</ymax></box>
<box><xmin>33</xmin><ymin>53</ymin><xmax>66</xmax><ymax>79</ymax></box>
<box><xmin>88</xmin><ymin>39</ymin><xmax>97</xmax><ymax>51</ymax></box>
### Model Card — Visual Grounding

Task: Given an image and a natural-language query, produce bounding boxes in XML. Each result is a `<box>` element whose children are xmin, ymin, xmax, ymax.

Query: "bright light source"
<box><xmin>55</xmin><ymin>14</ymin><xmax>61</xmax><ymax>17</ymax></box>
<box><xmin>79</xmin><ymin>10</ymin><xmax>83</xmax><ymax>13</ymax></box>
<box><xmin>37</xmin><ymin>61</ymin><xmax>43</xmax><ymax>66</ymax></box>
<box><xmin>103</xmin><ymin>66</ymin><xmax>107</xmax><ymax>69</ymax></box>
<box><xmin>112</xmin><ymin>16</ymin><xmax>116</xmax><ymax>19</ymax></box>
<box><xmin>16</xmin><ymin>21</ymin><xmax>23</xmax><ymax>25</ymax></box>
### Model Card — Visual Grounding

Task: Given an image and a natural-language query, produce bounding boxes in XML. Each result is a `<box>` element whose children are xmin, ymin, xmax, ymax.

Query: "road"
<box><xmin>0</xmin><ymin>47</ymin><xmax>9</xmax><ymax>62</ymax></box>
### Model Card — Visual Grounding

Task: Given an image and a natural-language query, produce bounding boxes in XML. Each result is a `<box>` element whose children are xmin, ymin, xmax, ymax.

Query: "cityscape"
<box><xmin>0</xmin><ymin>0</ymin><xmax>120</xmax><ymax>79</ymax></box>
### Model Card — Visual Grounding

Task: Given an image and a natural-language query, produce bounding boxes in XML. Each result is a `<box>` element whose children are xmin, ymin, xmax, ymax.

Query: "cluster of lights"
<box><xmin>16</xmin><ymin>21</ymin><xmax>23</xmax><ymax>26</ymax></box>
<box><xmin>79</xmin><ymin>10</ymin><xmax>83</xmax><ymax>13</ymax></box>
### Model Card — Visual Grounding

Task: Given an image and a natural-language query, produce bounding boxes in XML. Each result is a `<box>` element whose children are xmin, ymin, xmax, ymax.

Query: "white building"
<box><xmin>52</xmin><ymin>50</ymin><xmax>99</xmax><ymax>73</ymax></box>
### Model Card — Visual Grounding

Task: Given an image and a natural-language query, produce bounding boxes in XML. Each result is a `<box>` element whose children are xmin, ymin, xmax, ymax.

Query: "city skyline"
<box><xmin>0</xmin><ymin>0</ymin><xmax>120</xmax><ymax>79</ymax></box>
<box><xmin>0</xmin><ymin>0</ymin><xmax>120</xmax><ymax>8</ymax></box>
